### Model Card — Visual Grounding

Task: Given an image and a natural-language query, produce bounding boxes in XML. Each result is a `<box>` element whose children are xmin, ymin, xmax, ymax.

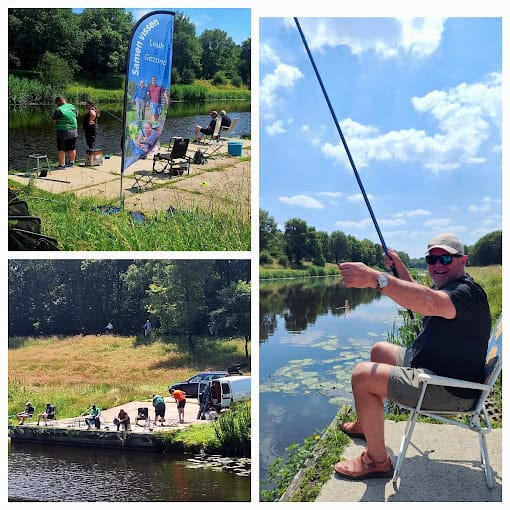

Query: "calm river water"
<box><xmin>8</xmin><ymin>101</ymin><xmax>251</xmax><ymax>170</ymax></box>
<box><xmin>8</xmin><ymin>441</ymin><xmax>250</xmax><ymax>502</ymax></box>
<box><xmin>259</xmin><ymin>277</ymin><xmax>401</xmax><ymax>488</ymax></box>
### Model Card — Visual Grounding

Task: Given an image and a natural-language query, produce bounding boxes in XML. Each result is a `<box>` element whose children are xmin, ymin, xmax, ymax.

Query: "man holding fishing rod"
<box><xmin>335</xmin><ymin>233</ymin><xmax>491</xmax><ymax>480</ymax></box>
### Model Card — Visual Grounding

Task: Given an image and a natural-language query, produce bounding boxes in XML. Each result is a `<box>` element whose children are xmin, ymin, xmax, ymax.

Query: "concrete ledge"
<box><xmin>8</xmin><ymin>425</ymin><xmax>163</xmax><ymax>452</ymax></box>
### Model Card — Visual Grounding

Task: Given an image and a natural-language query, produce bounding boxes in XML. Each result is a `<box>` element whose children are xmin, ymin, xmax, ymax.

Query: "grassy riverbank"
<box><xmin>9</xmin><ymin>180</ymin><xmax>250</xmax><ymax>251</ymax></box>
<box><xmin>9</xmin><ymin>73</ymin><xmax>251</xmax><ymax>105</ymax></box>
<box><xmin>262</xmin><ymin>265</ymin><xmax>502</xmax><ymax>501</ymax></box>
<box><xmin>9</xmin><ymin>333</ymin><xmax>251</xmax><ymax>456</ymax></box>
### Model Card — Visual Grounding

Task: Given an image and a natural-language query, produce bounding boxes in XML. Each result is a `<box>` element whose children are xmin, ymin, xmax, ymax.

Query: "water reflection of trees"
<box><xmin>259</xmin><ymin>277</ymin><xmax>381</xmax><ymax>341</ymax></box>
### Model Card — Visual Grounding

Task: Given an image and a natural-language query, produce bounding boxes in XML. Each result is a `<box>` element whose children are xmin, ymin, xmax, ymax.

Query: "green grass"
<box><xmin>9</xmin><ymin>73</ymin><xmax>251</xmax><ymax>106</ymax></box>
<box><xmin>9</xmin><ymin>333</ymin><xmax>250</xmax><ymax>423</ymax></box>
<box><xmin>9</xmin><ymin>181</ymin><xmax>250</xmax><ymax>251</ymax></box>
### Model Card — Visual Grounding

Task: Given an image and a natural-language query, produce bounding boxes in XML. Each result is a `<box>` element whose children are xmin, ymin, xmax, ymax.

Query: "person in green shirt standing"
<box><xmin>51</xmin><ymin>96</ymin><xmax>78</xmax><ymax>170</ymax></box>
<box><xmin>152</xmin><ymin>394</ymin><xmax>166</xmax><ymax>426</ymax></box>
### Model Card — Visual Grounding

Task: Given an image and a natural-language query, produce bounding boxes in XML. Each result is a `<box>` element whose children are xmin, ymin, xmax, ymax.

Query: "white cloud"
<box><xmin>260</xmin><ymin>62</ymin><xmax>304</xmax><ymax>110</ymax></box>
<box><xmin>347</xmin><ymin>193</ymin><xmax>375</xmax><ymax>203</ymax></box>
<box><xmin>393</xmin><ymin>209</ymin><xmax>432</xmax><ymax>218</ymax></box>
<box><xmin>423</xmin><ymin>218</ymin><xmax>452</xmax><ymax>228</ymax></box>
<box><xmin>279</xmin><ymin>195</ymin><xmax>325</xmax><ymax>209</ymax></box>
<box><xmin>266</xmin><ymin>120</ymin><xmax>287</xmax><ymax>136</ymax></box>
<box><xmin>319</xmin><ymin>74</ymin><xmax>501</xmax><ymax>173</ymax></box>
<box><xmin>315</xmin><ymin>191</ymin><xmax>343</xmax><ymax>197</ymax></box>
<box><xmin>296</xmin><ymin>17</ymin><xmax>446</xmax><ymax>58</ymax></box>
<box><xmin>260</xmin><ymin>42</ymin><xmax>281</xmax><ymax>66</ymax></box>
<box><xmin>335</xmin><ymin>218</ymin><xmax>373</xmax><ymax>229</ymax></box>
<box><xmin>334</xmin><ymin>217</ymin><xmax>405</xmax><ymax>229</ymax></box>
<box><xmin>468</xmin><ymin>196</ymin><xmax>501</xmax><ymax>213</ymax></box>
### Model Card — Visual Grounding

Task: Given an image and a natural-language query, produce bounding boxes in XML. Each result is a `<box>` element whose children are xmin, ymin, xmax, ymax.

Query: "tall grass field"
<box><xmin>8</xmin><ymin>334</ymin><xmax>250</xmax><ymax>423</ymax></box>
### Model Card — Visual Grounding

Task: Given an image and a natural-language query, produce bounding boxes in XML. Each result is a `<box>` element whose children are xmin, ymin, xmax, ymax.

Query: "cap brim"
<box><xmin>426</xmin><ymin>244</ymin><xmax>459</xmax><ymax>255</ymax></box>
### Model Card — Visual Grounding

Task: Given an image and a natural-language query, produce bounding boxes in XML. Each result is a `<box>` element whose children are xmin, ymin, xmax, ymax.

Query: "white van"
<box><xmin>209</xmin><ymin>375</ymin><xmax>251</xmax><ymax>412</ymax></box>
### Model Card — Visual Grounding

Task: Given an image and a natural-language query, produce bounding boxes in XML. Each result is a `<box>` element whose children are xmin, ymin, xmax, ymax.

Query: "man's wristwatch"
<box><xmin>376</xmin><ymin>273</ymin><xmax>389</xmax><ymax>289</ymax></box>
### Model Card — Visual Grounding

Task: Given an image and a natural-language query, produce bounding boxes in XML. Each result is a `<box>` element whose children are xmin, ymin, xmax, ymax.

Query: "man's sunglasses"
<box><xmin>426</xmin><ymin>254</ymin><xmax>462</xmax><ymax>265</ymax></box>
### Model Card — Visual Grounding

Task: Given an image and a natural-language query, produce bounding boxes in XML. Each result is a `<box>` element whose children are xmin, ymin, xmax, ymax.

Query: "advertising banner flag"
<box><xmin>121</xmin><ymin>11</ymin><xmax>175</xmax><ymax>174</ymax></box>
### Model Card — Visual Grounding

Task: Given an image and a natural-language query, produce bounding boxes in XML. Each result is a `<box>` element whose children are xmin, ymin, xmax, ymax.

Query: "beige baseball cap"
<box><xmin>426</xmin><ymin>233</ymin><xmax>464</xmax><ymax>255</ymax></box>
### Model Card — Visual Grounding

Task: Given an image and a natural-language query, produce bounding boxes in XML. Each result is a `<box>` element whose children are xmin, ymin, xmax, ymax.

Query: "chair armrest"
<box><xmin>418</xmin><ymin>372</ymin><xmax>490</xmax><ymax>392</ymax></box>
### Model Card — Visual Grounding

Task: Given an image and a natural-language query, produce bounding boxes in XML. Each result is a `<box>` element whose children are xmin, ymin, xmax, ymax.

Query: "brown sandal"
<box><xmin>335</xmin><ymin>450</ymin><xmax>394</xmax><ymax>480</ymax></box>
<box><xmin>340</xmin><ymin>420</ymin><xmax>366</xmax><ymax>440</ymax></box>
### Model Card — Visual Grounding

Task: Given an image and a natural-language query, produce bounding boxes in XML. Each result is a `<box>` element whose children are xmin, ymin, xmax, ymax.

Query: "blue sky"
<box><xmin>73</xmin><ymin>8</ymin><xmax>250</xmax><ymax>45</ymax></box>
<box><xmin>259</xmin><ymin>17</ymin><xmax>502</xmax><ymax>258</ymax></box>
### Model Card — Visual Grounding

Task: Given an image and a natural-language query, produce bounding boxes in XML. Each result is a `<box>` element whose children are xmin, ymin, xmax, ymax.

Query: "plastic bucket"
<box><xmin>227</xmin><ymin>141</ymin><xmax>243</xmax><ymax>156</ymax></box>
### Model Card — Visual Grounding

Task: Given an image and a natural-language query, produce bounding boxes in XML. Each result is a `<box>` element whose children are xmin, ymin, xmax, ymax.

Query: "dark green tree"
<box><xmin>330</xmin><ymin>230</ymin><xmax>349</xmax><ymax>263</ymax></box>
<box><xmin>199</xmin><ymin>29</ymin><xmax>239</xmax><ymax>79</ymax></box>
<box><xmin>210</xmin><ymin>281</ymin><xmax>251</xmax><ymax>357</ymax></box>
<box><xmin>238</xmin><ymin>37</ymin><xmax>251</xmax><ymax>87</ymax></box>
<box><xmin>469</xmin><ymin>230</ymin><xmax>502</xmax><ymax>266</ymax></box>
<box><xmin>172</xmin><ymin>12</ymin><xmax>203</xmax><ymax>84</ymax></box>
<box><xmin>78</xmin><ymin>8</ymin><xmax>134</xmax><ymax>74</ymax></box>
<box><xmin>8</xmin><ymin>8</ymin><xmax>83</xmax><ymax>71</ymax></box>
<box><xmin>284</xmin><ymin>218</ymin><xmax>309</xmax><ymax>264</ymax></box>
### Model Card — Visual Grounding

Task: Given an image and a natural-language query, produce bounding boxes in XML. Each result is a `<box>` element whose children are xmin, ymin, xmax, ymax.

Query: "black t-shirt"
<box><xmin>410</xmin><ymin>274</ymin><xmax>491</xmax><ymax>398</ymax></box>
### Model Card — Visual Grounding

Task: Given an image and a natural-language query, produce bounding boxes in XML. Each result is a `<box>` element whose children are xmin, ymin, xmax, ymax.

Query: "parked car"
<box><xmin>168</xmin><ymin>371</ymin><xmax>229</xmax><ymax>398</ymax></box>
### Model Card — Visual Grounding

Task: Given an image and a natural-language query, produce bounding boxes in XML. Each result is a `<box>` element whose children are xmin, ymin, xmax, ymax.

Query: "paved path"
<box><xmin>9</xmin><ymin>138</ymin><xmax>250</xmax><ymax>216</ymax></box>
<box><xmin>315</xmin><ymin>421</ymin><xmax>502</xmax><ymax>502</ymax></box>
<box><xmin>39</xmin><ymin>397</ymin><xmax>203</xmax><ymax>433</ymax></box>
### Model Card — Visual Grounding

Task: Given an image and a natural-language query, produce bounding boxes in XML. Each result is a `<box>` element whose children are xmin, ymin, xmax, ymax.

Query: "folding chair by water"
<box><xmin>152</xmin><ymin>138</ymin><xmax>191</xmax><ymax>176</ymax></box>
<box><xmin>220</xmin><ymin>117</ymin><xmax>239</xmax><ymax>138</ymax></box>
<box><xmin>392</xmin><ymin>314</ymin><xmax>502</xmax><ymax>489</ymax></box>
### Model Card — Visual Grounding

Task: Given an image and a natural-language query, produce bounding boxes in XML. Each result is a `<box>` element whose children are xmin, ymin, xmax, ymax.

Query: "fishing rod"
<box><xmin>294</xmin><ymin>19</ymin><xmax>399</xmax><ymax>269</ymax></box>
<box><xmin>294</xmin><ymin>18</ymin><xmax>419</xmax><ymax>328</ymax></box>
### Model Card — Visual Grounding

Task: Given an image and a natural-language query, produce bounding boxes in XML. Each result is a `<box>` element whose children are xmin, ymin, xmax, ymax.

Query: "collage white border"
<box><xmin>3</xmin><ymin>0</ymin><xmax>508</xmax><ymax>507</ymax></box>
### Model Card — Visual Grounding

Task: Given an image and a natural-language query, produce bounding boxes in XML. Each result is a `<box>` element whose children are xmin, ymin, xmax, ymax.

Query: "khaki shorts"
<box><xmin>387</xmin><ymin>347</ymin><xmax>477</xmax><ymax>412</ymax></box>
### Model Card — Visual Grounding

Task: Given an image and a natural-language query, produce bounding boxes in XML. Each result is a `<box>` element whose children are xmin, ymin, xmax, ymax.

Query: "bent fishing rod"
<box><xmin>295</xmin><ymin>18</ymin><xmax>419</xmax><ymax>331</ymax></box>
<box><xmin>294</xmin><ymin>18</ymin><xmax>397</xmax><ymax>274</ymax></box>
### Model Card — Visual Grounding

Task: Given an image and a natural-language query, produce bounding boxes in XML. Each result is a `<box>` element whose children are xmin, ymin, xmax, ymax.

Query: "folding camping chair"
<box><xmin>41</xmin><ymin>405</ymin><xmax>58</xmax><ymax>426</ymax></box>
<box><xmin>392</xmin><ymin>314</ymin><xmax>502</xmax><ymax>489</ymax></box>
<box><xmin>152</xmin><ymin>138</ymin><xmax>191</xmax><ymax>176</ymax></box>
<box><xmin>135</xmin><ymin>407</ymin><xmax>152</xmax><ymax>431</ymax></box>
<box><xmin>199</xmin><ymin>119</ymin><xmax>225</xmax><ymax>158</ymax></box>
<box><xmin>220</xmin><ymin>117</ymin><xmax>239</xmax><ymax>138</ymax></box>
<box><xmin>8</xmin><ymin>191</ymin><xmax>59</xmax><ymax>250</ymax></box>
<box><xmin>132</xmin><ymin>170</ymin><xmax>156</xmax><ymax>192</ymax></box>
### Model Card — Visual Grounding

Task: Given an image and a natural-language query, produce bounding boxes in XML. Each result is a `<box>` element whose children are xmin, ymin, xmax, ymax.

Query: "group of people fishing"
<box><xmin>13</xmin><ymin>388</ymin><xmax>186</xmax><ymax>430</ymax></box>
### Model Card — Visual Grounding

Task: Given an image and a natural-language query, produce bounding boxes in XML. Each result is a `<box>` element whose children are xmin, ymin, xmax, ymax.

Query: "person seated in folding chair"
<box><xmin>85</xmin><ymin>403</ymin><xmax>101</xmax><ymax>430</ymax></box>
<box><xmin>37</xmin><ymin>403</ymin><xmax>56</xmax><ymax>425</ymax></box>
<box><xmin>17</xmin><ymin>401</ymin><xmax>35</xmax><ymax>425</ymax></box>
<box><xmin>194</xmin><ymin>111</ymin><xmax>219</xmax><ymax>143</ymax></box>
<box><xmin>335</xmin><ymin>233</ymin><xmax>491</xmax><ymax>480</ymax></box>
<box><xmin>219</xmin><ymin>110</ymin><xmax>232</xmax><ymax>129</ymax></box>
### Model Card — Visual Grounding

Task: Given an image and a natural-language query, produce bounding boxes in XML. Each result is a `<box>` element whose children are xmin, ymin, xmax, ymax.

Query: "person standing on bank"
<box><xmin>83</xmin><ymin>100</ymin><xmax>100</xmax><ymax>149</ymax></box>
<box><xmin>170</xmin><ymin>388</ymin><xmax>187</xmax><ymax>424</ymax></box>
<box><xmin>334</xmin><ymin>233</ymin><xmax>491</xmax><ymax>480</ymax></box>
<box><xmin>51</xmin><ymin>96</ymin><xmax>78</xmax><ymax>169</ymax></box>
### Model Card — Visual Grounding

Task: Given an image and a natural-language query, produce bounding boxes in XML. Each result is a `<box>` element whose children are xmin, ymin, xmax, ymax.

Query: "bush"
<box><xmin>260</xmin><ymin>250</ymin><xmax>273</xmax><ymax>265</ymax></box>
<box><xmin>277</xmin><ymin>255</ymin><xmax>289</xmax><ymax>268</ymax></box>
<box><xmin>212</xmin><ymin>71</ymin><xmax>228</xmax><ymax>86</ymax></box>
<box><xmin>38</xmin><ymin>52</ymin><xmax>74</xmax><ymax>89</ymax></box>
<box><xmin>231</xmin><ymin>75</ymin><xmax>243</xmax><ymax>88</ymax></box>
<box><xmin>214</xmin><ymin>401</ymin><xmax>251</xmax><ymax>457</ymax></box>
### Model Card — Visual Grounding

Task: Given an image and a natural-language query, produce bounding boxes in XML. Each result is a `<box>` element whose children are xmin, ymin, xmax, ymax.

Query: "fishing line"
<box><xmin>294</xmin><ymin>19</ymin><xmax>392</xmax><ymax>257</ymax></box>
<box><xmin>294</xmin><ymin>18</ymin><xmax>418</xmax><ymax>328</ymax></box>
